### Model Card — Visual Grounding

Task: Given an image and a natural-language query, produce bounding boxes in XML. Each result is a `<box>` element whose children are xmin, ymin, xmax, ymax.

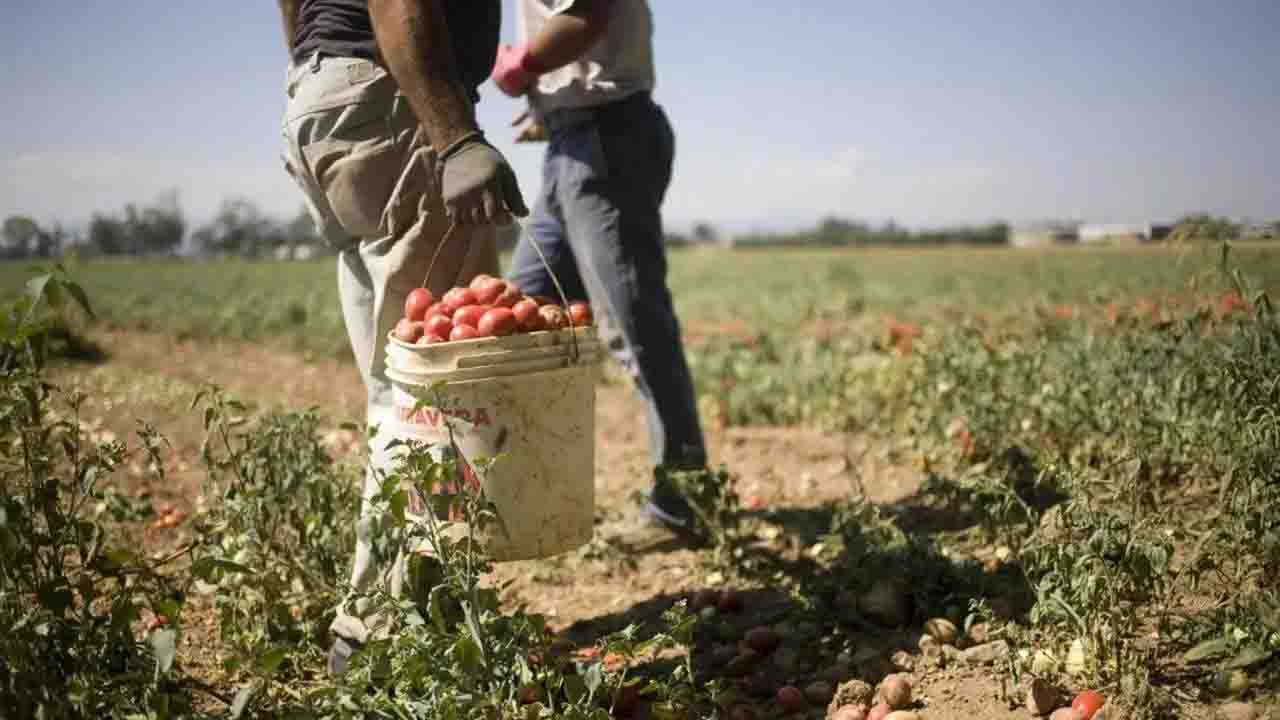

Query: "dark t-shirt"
<box><xmin>292</xmin><ymin>0</ymin><xmax>500</xmax><ymax>101</ymax></box>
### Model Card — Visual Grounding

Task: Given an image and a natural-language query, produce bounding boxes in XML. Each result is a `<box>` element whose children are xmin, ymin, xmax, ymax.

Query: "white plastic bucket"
<box><xmin>383</xmin><ymin>325</ymin><xmax>602</xmax><ymax>561</ymax></box>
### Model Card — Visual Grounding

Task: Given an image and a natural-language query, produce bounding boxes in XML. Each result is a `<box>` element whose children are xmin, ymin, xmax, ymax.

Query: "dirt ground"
<box><xmin>52</xmin><ymin>328</ymin><xmax>1100</xmax><ymax>719</ymax></box>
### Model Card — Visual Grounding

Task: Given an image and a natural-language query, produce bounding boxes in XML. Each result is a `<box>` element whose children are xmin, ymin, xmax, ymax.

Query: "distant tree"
<box><xmin>691</xmin><ymin>222</ymin><xmax>718</xmax><ymax>245</ymax></box>
<box><xmin>35</xmin><ymin>223</ymin><xmax>66</xmax><ymax>258</ymax></box>
<box><xmin>192</xmin><ymin>198</ymin><xmax>286</xmax><ymax>258</ymax></box>
<box><xmin>87</xmin><ymin>213</ymin><xmax>128</xmax><ymax>256</ymax></box>
<box><xmin>129</xmin><ymin>190</ymin><xmax>186</xmax><ymax>255</ymax></box>
<box><xmin>2</xmin><ymin>216</ymin><xmax>45</xmax><ymax>259</ymax></box>
<box><xmin>1168</xmin><ymin>213</ymin><xmax>1240</xmax><ymax>245</ymax></box>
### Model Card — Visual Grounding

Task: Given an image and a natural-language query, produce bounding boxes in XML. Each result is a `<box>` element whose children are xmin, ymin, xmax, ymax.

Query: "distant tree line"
<box><xmin>2</xmin><ymin>191</ymin><xmax>324</xmax><ymax>261</ymax></box>
<box><xmin>727</xmin><ymin>216</ymin><xmax>1012</xmax><ymax>248</ymax></box>
<box><xmin>3</xmin><ymin>197</ymin><xmax>1275</xmax><ymax>262</ymax></box>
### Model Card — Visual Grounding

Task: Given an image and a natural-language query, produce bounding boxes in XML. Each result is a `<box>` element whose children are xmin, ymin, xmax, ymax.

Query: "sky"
<box><xmin>1</xmin><ymin>0</ymin><xmax>1277</xmax><ymax>237</ymax></box>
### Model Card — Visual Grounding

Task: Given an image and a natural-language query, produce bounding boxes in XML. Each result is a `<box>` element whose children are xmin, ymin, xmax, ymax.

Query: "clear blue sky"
<box><xmin>2</xmin><ymin>1</ymin><xmax>1277</xmax><ymax>235</ymax></box>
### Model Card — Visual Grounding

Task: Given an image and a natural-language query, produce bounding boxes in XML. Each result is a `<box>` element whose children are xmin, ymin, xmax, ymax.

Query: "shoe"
<box><xmin>327</xmin><ymin>635</ymin><xmax>363</xmax><ymax>677</ymax></box>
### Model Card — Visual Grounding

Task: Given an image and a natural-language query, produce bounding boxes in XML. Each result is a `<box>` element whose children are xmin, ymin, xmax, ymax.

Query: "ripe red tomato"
<box><xmin>452</xmin><ymin>304</ymin><xmax>489</xmax><ymax>329</ymax></box>
<box><xmin>473</xmin><ymin>278</ymin><xmax>507</xmax><ymax>305</ymax></box>
<box><xmin>494</xmin><ymin>285</ymin><xmax>523</xmax><ymax>308</ymax></box>
<box><xmin>512</xmin><ymin>299</ymin><xmax>541</xmax><ymax>329</ymax></box>
<box><xmin>567</xmin><ymin>301</ymin><xmax>593</xmax><ymax>326</ymax></box>
<box><xmin>393</xmin><ymin>318</ymin><xmax>424</xmax><ymax>343</ymax></box>
<box><xmin>450</xmin><ymin>324</ymin><xmax>480</xmax><ymax>342</ymax></box>
<box><xmin>421</xmin><ymin>331</ymin><xmax>449</xmax><ymax>345</ymax></box>
<box><xmin>1071</xmin><ymin>690</ymin><xmax>1105</xmax><ymax>719</ymax></box>
<box><xmin>468</xmin><ymin>274</ymin><xmax>496</xmax><ymax>291</ymax></box>
<box><xmin>776</xmin><ymin>685</ymin><xmax>805</xmax><ymax>712</ymax></box>
<box><xmin>424</xmin><ymin>314</ymin><xmax>453</xmax><ymax>339</ymax></box>
<box><xmin>403</xmin><ymin>288</ymin><xmax>434</xmax><ymax>322</ymax></box>
<box><xmin>478</xmin><ymin>307</ymin><xmax>517</xmax><ymax>337</ymax></box>
<box><xmin>538</xmin><ymin>304</ymin><xmax>568</xmax><ymax>330</ymax></box>
<box><xmin>424</xmin><ymin>301</ymin><xmax>453</xmax><ymax>319</ymax></box>
<box><xmin>442</xmin><ymin>287</ymin><xmax>477</xmax><ymax>313</ymax></box>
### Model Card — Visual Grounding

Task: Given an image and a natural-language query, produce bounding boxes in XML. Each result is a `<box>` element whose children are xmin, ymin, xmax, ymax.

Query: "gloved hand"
<box><xmin>437</xmin><ymin>132</ymin><xmax>529</xmax><ymax>225</ymax></box>
<box><xmin>491</xmin><ymin>44</ymin><xmax>545</xmax><ymax>97</ymax></box>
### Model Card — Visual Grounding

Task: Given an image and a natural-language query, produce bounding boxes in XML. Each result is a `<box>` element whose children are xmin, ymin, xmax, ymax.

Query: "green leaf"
<box><xmin>428</xmin><ymin>585</ymin><xmax>451</xmax><ymax>633</ymax></box>
<box><xmin>151</xmin><ymin>628</ymin><xmax>177</xmax><ymax>678</ymax></box>
<box><xmin>37</xmin><ymin>584</ymin><xmax>74</xmax><ymax>616</ymax></box>
<box><xmin>1223</xmin><ymin>645</ymin><xmax>1273</xmax><ymax>670</ymax></box>
<box><xmin>256</xmin><ymin>646</ymin><xmax>291</xmax><ymax>676</ymax></box>
<box><xmin>562</xmin><ymin>673</ymin><xmax>588</xmax><ymax>704</ymax></box>
<box><xmin>1184</xmin><ymin>637</ymin><xmax>1232</xmax><ymax>663</ymax></box>
<box><xmin>583</xmin><ymin>662</ymin><xmax>603</xmax><ymax>695</ymax></box>
<box><xmin>451</xmin><ymin>635</ymin><xmax>484</xmax><ymax>677</ymax></box>
<box><xmin>389</xmin><ymin>489</ymin><xmax>408</xmax><ymax>523</ymax></box>
<box><xmin>190</xmin><ymin>557</ymin><xmax>253</xmax><ymax>581</ymax></box>
<box><xmin>25</xmin><ymin>273</ymin><xmax>52</xmax><ymax>307</ymax></box>
<box><xmin>62</xmin><ymin>280</ymin><xmax>95</xmax><ymax>320</ymax></box>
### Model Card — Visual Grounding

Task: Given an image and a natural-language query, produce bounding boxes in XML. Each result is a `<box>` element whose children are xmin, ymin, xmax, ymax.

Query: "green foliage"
<box><xmin>189</xmin><ymin>386</ymin><xmax>362</xmax><ymax>683</ymax></box>
<box><xmin>0</xmin><ymin>267</ymin><xmax>194</xmax><ymax>717</ymax></box>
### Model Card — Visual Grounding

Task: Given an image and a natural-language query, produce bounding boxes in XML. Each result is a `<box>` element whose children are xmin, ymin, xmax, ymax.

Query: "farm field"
<box><xmin>3</xmin><ymin>241</ymin><xmax>1279</xmax><ymax>719</ymax></box>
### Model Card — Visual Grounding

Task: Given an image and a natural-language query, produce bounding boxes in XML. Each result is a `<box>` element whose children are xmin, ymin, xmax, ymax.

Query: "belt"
<box><xmin>540</xmin><ymin>90</ymin><xmax>654</xmax><ymax>133</ymax></box>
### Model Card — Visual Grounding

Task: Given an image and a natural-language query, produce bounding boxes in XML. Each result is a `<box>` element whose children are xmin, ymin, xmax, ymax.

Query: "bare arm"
<box><xmin>525</xmin><ymin>0</ymin><xmax>612</xmax><ymax>71</ymax></box>
<box><xmin>277</xmin><ymin>0</ymin><xmax>301</xmax><ymax>50</ymax></box>
<box><xmin>368</xmin><ymin>0</ymin><xmax>478</xmax><ymax>154</ymax></box>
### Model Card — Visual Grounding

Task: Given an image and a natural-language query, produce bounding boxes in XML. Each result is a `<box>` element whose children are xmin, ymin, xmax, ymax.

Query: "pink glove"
<box><xmin>491</xmin><ymin>44</ymin><xmax>546</xmax><ymax>97</ymax></box>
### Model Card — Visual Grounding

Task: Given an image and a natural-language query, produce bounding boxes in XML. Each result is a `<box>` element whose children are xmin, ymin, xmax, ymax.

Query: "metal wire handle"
<box><xmin>424</xmin><ymin>220</ymin><xmax>581</xmax><ymax>363</ymax></box>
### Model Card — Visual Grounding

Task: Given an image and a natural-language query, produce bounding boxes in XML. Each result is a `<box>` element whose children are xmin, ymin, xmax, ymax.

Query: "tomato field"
<box><xmin>2</xmin><ymin>241</ymin><xmax>1278</xmax><ymax>719</ymax></box>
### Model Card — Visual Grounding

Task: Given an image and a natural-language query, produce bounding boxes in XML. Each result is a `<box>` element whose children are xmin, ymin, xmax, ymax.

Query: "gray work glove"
<box><xmin>437</xmin><ymin>132</ymin><xmax>529</xmax><ymax>225</ymax></box>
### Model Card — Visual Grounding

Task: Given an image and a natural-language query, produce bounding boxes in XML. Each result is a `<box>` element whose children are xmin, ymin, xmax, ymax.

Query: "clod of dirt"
<box><xmin>709</xmin><ymin>643</ymin><xmax>738</xmax><ymax>670</ymax></box>
<box><xmin>877</xmin><ymin>674</ymin><xmax>912</xmax><ymax>710</ymax></box>
<box><xmin>805</xmin><ymin>680</ymin><xmax>835</xmax><ymax>705</ymax></box>
<box><xmin>857</xmin><ymin>580</ymin><xmax>914</xmax><ymax>628</ymax></box>
<box><xmin>819</xmin><ymin>658</ymin><xmax>856</xmax><ymax>684</ymax></box>
<box><xmin>1216</xmin><ymin>702</ymin><xmax>1259</xmax><ymax>720</ymax></box>
<box><xmin>923</xmin><ymin>617</ymin><xmax>958</xmax><ymax>645</ymax></box>
<box><xmin>827</xmin><ymin>679</ymin><xmax>875</xmax><ymax>716</ymax></box>
<box><xmin>1025</xmin><ymin>678</ymin><xmax>1061</xmax><ymax>716</ymax></box>
<box><xmin>771</xmin><ymin>647</ymin><xmax>802</xmax><ymax>676</ymax></box>
<box><xmin>718</xmin><ymin>589</ymin><xmax>744</xmax><ymax>613</ymax></box>
<box><xmin>1030</xmin><ymin>648</ymin><xmax>1057</xmax><ymax>674</ymax></box>
<box><xmin>692</xmin><ymin>588</ymin><xmax>720</xmax><ymax>611</ymax></box>
<box><xmin>830</xmin><ymin>705</ymin><xmax>869</xmax><ymax>720</ymax></box>
<box><xmin>517</xmin><ymin>683</ymin><xmax>544</xmax><ymax>704</ymax></box>
<box><xmin>1049</xmin><ymin>709</ymin><xmax>1085</xmax><ymax>720</ymax></box>
<box><xmin>610</xmin><ymin>682</ymin><xmax>642</xmax><ymax>716</ymax></box>
<box><xmin>744</xmin><ymin>626</ymin><xmax>781</xmax><ymax>655</ymax></box>
<box><xmin>889</xmin><ymin>650</ymin><xmax>914</xmax><ymax>672</ymax></box>
<box><xmin>961</xmin><ymin>640</ymin><xmax>1009</xmax><ymax>665</ymax></box>
<box><xmin>726</xmin><ymin>648</ymin><xmax>760</xmax><ymax>677</ymax></box>
<box><xmin>744</xmin><ymin>668</ymin><xmax>778</xmax><ymax>699</ymax></box>
<box><xmin>867</xmin><ymin>703</ymin><xmax>893</xmax><ymax>720</ymax></box>
<box><xmin>965</xmin><ymin>622</ymin><xmax>990</xmax><ymax>646</ymax></box>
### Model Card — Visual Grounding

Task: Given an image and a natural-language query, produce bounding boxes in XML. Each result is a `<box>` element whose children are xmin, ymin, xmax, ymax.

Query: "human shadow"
<box><xmin>555</xmin><ymin>493</ymin><xmax>1039</xmax><ymax>716</ymax></box>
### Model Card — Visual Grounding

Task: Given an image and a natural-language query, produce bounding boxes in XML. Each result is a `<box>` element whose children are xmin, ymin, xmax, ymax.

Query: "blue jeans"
<box><xmin>506</xmin><ymin>92</ymin><xmax>706</xmax><ymax>516</ymax></box>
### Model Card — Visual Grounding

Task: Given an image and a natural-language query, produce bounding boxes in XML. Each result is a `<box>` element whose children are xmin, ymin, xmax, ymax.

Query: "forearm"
<box><xmin>526</xmin><ymin>0</ymin><xmax>611</xmax><ymax>71</ymax></box>
<box><xmin>369</xmin><ymin>0</ymin><xmax>478</xmax><ymax>153</ymax></box>
<box><xmin>278</xmin><ymin>0</ymin><xmax>301</xmax><ymax>49</ymax></box>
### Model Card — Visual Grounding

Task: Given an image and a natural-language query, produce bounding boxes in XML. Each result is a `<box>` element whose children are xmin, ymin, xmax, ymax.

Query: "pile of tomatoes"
<box><xmin>393</xmin><ymin>274</ymin><xmax>593</xmax><ymax>345</ymax></box>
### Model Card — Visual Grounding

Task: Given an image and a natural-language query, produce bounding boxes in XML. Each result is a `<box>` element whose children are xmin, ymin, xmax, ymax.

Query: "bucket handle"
<box><xmin>424</xmin><ymin>221</ymin><xmax>582</xmax><ymax>363</ymax></box>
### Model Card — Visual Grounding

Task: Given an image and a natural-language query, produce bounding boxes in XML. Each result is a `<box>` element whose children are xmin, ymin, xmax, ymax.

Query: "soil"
<box><xmin>49</xmin><ymin>327</ymin><xmax>1224</xmax><ymax>720</ymax></box>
